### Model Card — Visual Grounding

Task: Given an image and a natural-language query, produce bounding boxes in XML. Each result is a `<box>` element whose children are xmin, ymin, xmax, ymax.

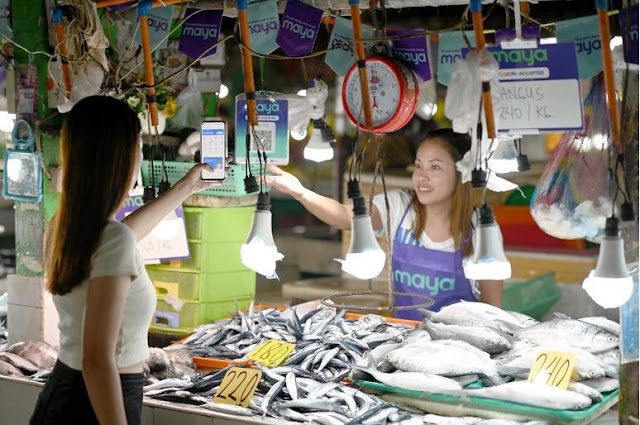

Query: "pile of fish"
<box><xmin>0</xmin><ymin>340</ymin><xmax>57</xmax><ymax>380</ymax></box>
<box><xmin>180</xmin><ymin>306</ymin><xmax>415</xmax><ymax>382</ymax></box>
<box><xmin>351</xmin><ymin>301</ymin><xmax>620</xmax><ymax>411</ymax></box>
<box><xmin>144</xmin><ymin>347</ymin><xmax>197</xmax><ymax>384</ymax></box>
<box><xmin>0</xmin><ymin>317</ymin><xmax>7</xmax><ymax>347</ymax></box>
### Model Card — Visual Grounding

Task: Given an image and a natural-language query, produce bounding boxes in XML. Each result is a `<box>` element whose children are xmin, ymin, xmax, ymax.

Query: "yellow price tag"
<box><xmin>213</xmin><ymin>367</ymin><xmax>262</xmax><ymax>407</ymax></box>
<box><xmin>248</xmin><ymin>340</ymin><xmax>296</xmax><ymax>368</ymax></box>
<box><xmin>527</xmin><ymin>349</ymin><xmax>577</xmax><ymax>389</ymax></box>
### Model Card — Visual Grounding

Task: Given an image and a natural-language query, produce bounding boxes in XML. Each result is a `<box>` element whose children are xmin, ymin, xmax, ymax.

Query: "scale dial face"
<box><xmin>342</xmin><ymin>57</ymin><xmax>419</xmax><ymax>133</ymax></box>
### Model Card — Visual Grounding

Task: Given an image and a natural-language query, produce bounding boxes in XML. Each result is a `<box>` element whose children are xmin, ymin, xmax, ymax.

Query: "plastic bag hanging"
<box><xmin>169</xmin><ymin>69</ymin><xmax>203</xmax><ymax>131</ymax></box>
<box><xmin>531</xmin><ymin>75</ymin><xmax>614</xmax><ymax>243</ymax></box>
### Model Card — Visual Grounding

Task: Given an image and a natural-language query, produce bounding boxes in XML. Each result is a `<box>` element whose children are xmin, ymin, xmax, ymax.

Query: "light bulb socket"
<box><xmin>517</xmin><ymin>154</ymin><xmax>530</xmax><ymax>172</ymax></box>
<box><xmin>158</xmin><ymin>181</ymin><xmax>171</xmax><ymax>195</ymax></box>
<box><xmin>143</xmin><ymin>186</ymin><xmax>156</xmax><ymax>204</ymax></box>
<box><xmin>313</xmin><ymin>119</ymin><xmax>336</xmax><ymax>143</ymax></box>
<box><xmin>605</xmin><ymin>216</ymin><xmax>621</xmax><ymax>236</ymax></box>
<box><xmin>347</xmin><ymin>180</ymin><xmax>362</xmax><ymax>200</ymax></box>
<box><xmin>244</xmin><ymin>175</ymin><xmax>259</xmax><ymax>194</ymax></box>
<box><xmin>479</xmin><ymin>204</ymin><xmax>495</xmax><ymax>225</ymax></box>
<box><xmin>471</xmin><ymin>169</ymin><xmax>487</xmax><ymax>188</ymax></box>
<box><xmin>256</xmin><ymin>192</ymin><xmax>271</xmax><ymax>211</ymax></box>
<box><xmin>352</xmin><ymin>197</ymin><xmax>367</xmax><ymax>216</ymax></box>
<box><xmin>621</xmin><ymin>201</ymin><xmax>636</xmax><ymax>222</ymax></box>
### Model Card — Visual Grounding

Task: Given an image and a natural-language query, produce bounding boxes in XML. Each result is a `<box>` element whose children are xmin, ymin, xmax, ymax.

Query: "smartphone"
<box><xmin>201</xmin><ymin>120</ymin><xmax>227</xmax><ymax>181</ymax></box>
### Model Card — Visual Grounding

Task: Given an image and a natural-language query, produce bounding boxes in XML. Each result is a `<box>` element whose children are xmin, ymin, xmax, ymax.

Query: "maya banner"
<box><xmin>179</xmin><ymin>8</ymin><xmax>223</xmax><ymax>59</ymax></box>
<box><xmin>556</xmin><ymin>16</ymin><xmax>603</xmax><ymax>79</ymax></box>
<box><xmin>437</xmin><ymin>31</ymin><xmax>475</xmax><ymax>86</ymax></box>
<box><xmin>495</xmin><ymin>25</ymin><xmax>540</xmax><ymax>44</ymax></box>
<box><xmin>325</xmin><ymin>16</ymin><xmax>374</xmax><ymax>76</ymax></box>
<box><xmin>248</xmin><ymin>0</ymin><xmax>280</xmax><ymax>55</ymax></box>
<box><xmin>276</xmin><ymin>0</ymin><xmax>323</xmax><ymax>57</ymax></box>
<box><xmin>136</xmin><ymin>6</ymin><xmax>173</xmax><ymax>50</ymax></box>
<box><xmin>235</xmin><ymin>96</ymin><xmax>289</xmax><ymax>165</ymax></box>
<box><xmin>620</xmin><ymin>5</ymin><xmax>639</xmax><ymax>65</ymax></box>
<box><xmin>389</xmin><ymin>29</ymin><xmax>431</xmax><ymax>81</ymax></box>
<box><xmin>464</xmin><ymin>43</ymin><xmax>583</xmax><ymax>133</ymax></box>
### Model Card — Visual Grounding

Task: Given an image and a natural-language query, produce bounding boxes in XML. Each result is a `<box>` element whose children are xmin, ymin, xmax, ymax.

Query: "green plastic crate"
<box><xmin>183</xmin><ymin>206</ymin><xmax>254</xmax><ymax>242</ymax></box>
<box><xmin>142</xmin><ymin>161</ymin><xmax>264</xmax><ymax>197</ymax></box>
<box><xmin>152</xmin><ymin>296</ymin><xmax>253</xmax><ymax>331</ymax></box>
<box><xmin>502</xmin><ymin>272</ymin><xmax>560</xmax><ymax>320</ymax></box>
<box><xmin>146</xmin><ymin>266</ymin><xmax>255</xmax><ymax>302</ymax></box>
<box><xmin>155</xmin><ymin>240</ymin><xmax>246</xmax><ymax>273</ymax></box>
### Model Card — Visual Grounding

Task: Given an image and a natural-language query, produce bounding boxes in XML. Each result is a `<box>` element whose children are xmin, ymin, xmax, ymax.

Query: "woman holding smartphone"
<box><xmin>31</xmin><ymin>96</ymin><xmax>217</xmax><ymax>425</ymax></box>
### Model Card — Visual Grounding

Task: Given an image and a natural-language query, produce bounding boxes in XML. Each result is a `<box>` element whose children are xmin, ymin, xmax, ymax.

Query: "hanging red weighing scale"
<box><xmin>341</xmin><ymin>56</ymin><xmax>419</xmax><ymax>133</ymax></box>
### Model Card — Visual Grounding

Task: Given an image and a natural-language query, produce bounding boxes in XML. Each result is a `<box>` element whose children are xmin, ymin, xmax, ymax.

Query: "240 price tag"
<box><xmin>213</xmin><ymin>367</ymin><xmax>262</xmax><ymax>407</ymax></box>
<box><xmin>527</xmin><ymin>349</ymin><xmax>576</xmax><ymax>389</ymax></box>
<box><xmin>248</xmin><ymin>340</ymin><xmax>295</xmax><ymax>368</ymax></box>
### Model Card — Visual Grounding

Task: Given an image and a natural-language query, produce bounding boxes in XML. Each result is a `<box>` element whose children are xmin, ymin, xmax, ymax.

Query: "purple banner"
<box><xmin>389</xmin><ymin>29</ymin><xmax>431</xmax><ymax>81</ymax></box>
<box><xmin>276</xmin><ymin>0</ymin><xmax>323</xmax><ymax>57</ymax></box>
<box><xmin>620</xmin><ymin>5</ymin><xmax>639</xmax><ymax>65</ymax></box>
<box><xmin>495</xmin><ymin>25</ymin><xmax>540</xmax><ymax>44</ymax></box>
<box><xmin>179</xmin><ymin>8</ymin><xmax>223</xmax><ymax>59</ymax></box>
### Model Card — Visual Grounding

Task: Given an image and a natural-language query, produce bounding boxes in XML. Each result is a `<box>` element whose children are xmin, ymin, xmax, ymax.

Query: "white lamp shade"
<box><xmin>583</xmin><ymin>235</ymin><xmax>633</xmax><ymax>308</ymax></box>
<box><xmin>241</xmin><ymin>210</ymin><xmax>283</xmax><ymax>279</ymax></box>
<box><xmin>335</xmin><ymin>215</ymin><xmax>386</xmax><ymax>280</ymax></box>
<box><xmin>304</xmin><ymin>129</ymin><xmax>334</xmax><ymax>162</ymax></box>
<box><xmin>464</xmin><ymin>222</ymin><xmax>512</xmax><ymax>280</ymax></box>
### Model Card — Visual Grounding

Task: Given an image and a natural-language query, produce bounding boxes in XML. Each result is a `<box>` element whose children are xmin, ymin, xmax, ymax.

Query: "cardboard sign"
<box><xmin>556</xmin><ymin>16</ymin><xmax>603</xmax><ymax>79</ymax></box>
<box><xmin>135</xmin><ymin>6</ymin><xmax>173</xmax><ymax>50</ymax></box>
<box><xmin>178</xmin><ymin>8</ymin><xmax>223</xmax><ymax>59</ymax></box>
<box><xmin>325</xmin><ymin>16</ymin><xmax>375</xmax><ymax>76</ymax></box>
<box><xmin>437</xmin><ymin>31</ymin><xmax>476</xmax><ymax>86</ymax></box>
<box><xmin>464</xmin><ymin>43</ymin><xmax>583</xmax><ymax>133</ymax></box>
<box><xmin>249</xmin><ymin>340</ymin><xmax>295</xmax><ymax>368</ymax></box>
<box><xmin>235</xmin><ymin>97</ymin><xmax>289</xmax><ymax>165</ymax></box>
<box><xmin>214</xmin><ymin>367</ymin><xmax>262</xmax><ymax>407</ymax></box>
<box><xmin>115</xmin><ymin>195</ymin><xmax>190</xmax><ymax>264</ymax></box>
<box><xmin>528</xmin><ymin>350</ymin><xmax>577</xmax><ymax>389</ymax></box>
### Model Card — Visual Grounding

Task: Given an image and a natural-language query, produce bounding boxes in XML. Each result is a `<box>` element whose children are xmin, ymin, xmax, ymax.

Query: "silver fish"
<box><xmin>581</xmin><ymin>377</ymin><xmax>619</xmax><ymax>392</ymax></box>
<box><xmin>353</xmin><ymin>366</ymin><xmax>462</xmax><ymax>392</ymax></box>
<box><xmin>595</xmin><ymin>348</ymin><xmax>621</xmax><ymax>367</ymax></box>
<box><xmin>451</xmin><ymin>374</ymin><xmax>480</xmax><ymax>386</ymax></box>
<box><xmin>579</xmin><ymin>317</ymin><xmax>620</xmax><ymax>336</ymax></box>
<box><xmin>455</xmin><ymin>381</ymin><xmax>592</xmax><ymax>410</ymax></box>
<box><xmin>0</xmin><ymin>359</ymin><xmax>24</xmax><ymax>377</ymax></box>
<box><xmin>517</xmin><ymin>319</ymin><xmax>619</xmax><ymax>353</ymax></box>
<box><xmin>424</xmin><ymin>321</ymin><xmax>511</xmax><ymax>354</ymax></box>
<box><xmin>143</xmin><ymin>378</ymin><xmax>191</xmax><ymax>393</ymax></box>
<box><xmin>0</xmin><ymin>352</ymin><xmax>39</xmax><ymax>374</ymax></box>
<box><xmin>421</xmin><ymin>301</ymin><xmax>523</xmax><ymax>331</ymax></box>
<box><xmin>505</xmin><ymin>310</ymin><xmax>539</xmax><ymax>327</ymax></box>
<box><xmin>403</xmin><ymin>329</ymin><xmax>432</xmax><ymax>345</ymax></box>
<box><xmin>567</xmin><ymin>381</ymin><xmax>603</xmax><ymax>403</ymax></box>
<box><xmin>202</xmin><ymin>402</ymin><xmax>254</xmax><ymax>416</ymax></box>
<box><xmin>285</xmin><ymin>371</ymin><xmax>298</xmax><ymax>400</ymax></box>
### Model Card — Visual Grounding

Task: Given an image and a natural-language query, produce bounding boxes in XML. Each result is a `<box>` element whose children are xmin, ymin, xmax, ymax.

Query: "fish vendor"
<box><xmin>267</xmin><ymin>129</ymin><xmax>503</xmax><ymax>320</ymax></box>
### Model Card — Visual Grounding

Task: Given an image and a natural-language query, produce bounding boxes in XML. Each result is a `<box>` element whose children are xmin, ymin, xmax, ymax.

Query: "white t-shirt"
<box><xmin>53</xmin><ymin>221</ymin><xmax>157</xmax><ymax>370</ymax></box>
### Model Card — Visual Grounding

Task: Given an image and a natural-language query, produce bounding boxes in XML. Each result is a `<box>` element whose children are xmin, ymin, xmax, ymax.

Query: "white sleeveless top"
<box><xmin>53</xmin><ymin>221</ymin><xmax>156</xmax><ymax>370</ymax></box>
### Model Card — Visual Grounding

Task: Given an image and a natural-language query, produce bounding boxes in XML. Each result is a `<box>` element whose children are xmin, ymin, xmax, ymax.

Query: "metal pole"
<box><xmin>471</xmin><ymin>0</ymin><xmax>497</xmax><ymax>139</ymax></box>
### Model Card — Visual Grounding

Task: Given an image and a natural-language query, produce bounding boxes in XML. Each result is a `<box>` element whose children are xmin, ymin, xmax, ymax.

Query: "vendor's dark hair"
<box><xmin>47</xmin><ymin>96</ymin><xmax>141</xmax><ymax>295</ymax></box>
<box><xmin>411</xmin><ymin>129</ymin><xmax>474</xmax><ymax>257</ymax></box>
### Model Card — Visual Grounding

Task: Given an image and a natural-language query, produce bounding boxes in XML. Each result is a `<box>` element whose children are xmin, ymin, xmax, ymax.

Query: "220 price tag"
<box><xmin>248</xmin><ymin>340</ymin><xmax>295</xmax><ymax>368</ymax></box>
<box><xmin>527</xmin><ymin>349</ymin><xmax>576</xmax><ymax>389</ymax></box>
<box><xmin>213</xmin><ymin>367</ymin><xmax>262</xmax><ymax>408</ymax></box>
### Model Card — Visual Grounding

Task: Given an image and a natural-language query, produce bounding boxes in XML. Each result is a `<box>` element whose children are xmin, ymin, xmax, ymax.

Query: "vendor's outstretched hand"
<box><xmin>265</xmin><ymin>165</ymin><xmax>306</xmax><ymax>200</ymax></box>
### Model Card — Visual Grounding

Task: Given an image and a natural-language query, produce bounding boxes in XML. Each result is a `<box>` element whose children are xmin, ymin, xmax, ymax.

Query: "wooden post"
<box><xmin>237</xmin><ymin>0</ymin><xmax>258</xmax><ymax>126</ymax></box>
<box><xmin>596</xmin><ymin>0</ymin><xmax>620</xmax><ymax>147</ymax></box>
<box><xmin>349</xmin><ymin>0</ymin><xmax>373</xmax><ymax>131</ymax></box>
<box><xmin>138</xmin><ymin>0</ymin><xmax>159</xmax><ymax>127</ymax></box>
<box><xmin>52</xmin><ymin>8</ymin><xmax>72</xmax><ymax>99</ymax></box>
<box><xmin>471</xmin><ymin>0</ymin><xmax>497</xmax><ymax>139</ymax></box>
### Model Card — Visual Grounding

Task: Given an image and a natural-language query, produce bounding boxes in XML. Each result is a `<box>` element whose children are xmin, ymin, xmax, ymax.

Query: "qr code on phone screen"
<box><xmin>249</xmin><ymin>122</ymin><xmax>276</xmax><ymax>153</ymax></box>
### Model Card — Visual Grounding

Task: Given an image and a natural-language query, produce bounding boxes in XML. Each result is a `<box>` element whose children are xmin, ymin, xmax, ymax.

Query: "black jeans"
<box><xmin>30</xmin><ymin>360</ymin><xmax>144</xmax><ymax>425</ymax></box>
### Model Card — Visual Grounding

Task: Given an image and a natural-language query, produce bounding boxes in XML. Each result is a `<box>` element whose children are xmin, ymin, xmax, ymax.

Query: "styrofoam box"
<box><xmin>8</xmin><ymin>303</ymin><xmax>59</xmax><ymax>348</ymax></box>
<box><xmin>7</xmin><ymin>275</ymin><xmax>54</xmax><ymax>308</ymax></box>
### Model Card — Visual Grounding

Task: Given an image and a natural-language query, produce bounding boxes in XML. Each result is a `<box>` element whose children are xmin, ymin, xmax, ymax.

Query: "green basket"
<box><xmin>146</xmin><ymin>266</ymin><xmax>256</xmax><ymax>302</ymax></box>
<box><xmin>503</xmin><ymin>272</ymin><xmax>560</xmax><ymax>320</ymax></box>
<box><xmin>141</xmin><ymin>160</ymin><xmax>264</xmax><ymax>197</ymax></box>
<box><xmin>153</xmin><ymin>240</ymin><xmax>248</xmax><ymax>273</ymax></box>
<box><xmin>153</xmin><ymin>296</ymin><xmax>253</xmax><ymax>332</ymax></box>
<box><xmin>183</xmin><ymin>206</ymin><xmax>254</xmax><ymax>242</ymax></box>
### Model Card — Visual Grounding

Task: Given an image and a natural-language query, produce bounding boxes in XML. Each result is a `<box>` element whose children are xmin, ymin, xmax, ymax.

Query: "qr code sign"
<box><xmin>249</xmin><ymin>122</ymin><xmax>276</xmax><ymax>153</ymax></box>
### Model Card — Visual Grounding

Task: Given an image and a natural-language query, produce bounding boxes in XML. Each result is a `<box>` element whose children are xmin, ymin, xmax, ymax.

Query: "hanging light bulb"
<box><xmin>304</xmin><ymin>119</ymin><xmax>335</xmax><ymax>163</ymax></box>
<box><xmin>583</xmin><ymin>216</ymin><xmax>634</xmax><ymax>308</ymax></box>
<box><xmin>241</xmin><ymin>192</ymin><xmax>283</xmax><ymax>279</ymax></box>
<box><xmin>335</xmin><ymin>182</ymin><xmax>386</xmax><ymax>280</ymax></box>
<box><xmin>218</xmin><ymin>84</ymin><xmax>229</xmax><ymax>99</ymax></box>
<box><xmin>0</xmin><ymin>112</ymin><xmax>16</xmax><ymax>133</ymax></box>
<box><xmin>290</xmin><ymin>128</ymin><xmax>308</xmax><ymax>141</ymax></box>
<box><xmin>489</xmin><ymin>136</ymin><xmax>520</xmax><ymax>174</ymax></box>
<box><xmin>297</xmin><ymin>89</ymin><xmax>307</xmax><ymax>97</ymax></box>
<box><xmin>464</xmin><ymin>205</ymin><xmax>512</xmax><ymax>280</ymax></box>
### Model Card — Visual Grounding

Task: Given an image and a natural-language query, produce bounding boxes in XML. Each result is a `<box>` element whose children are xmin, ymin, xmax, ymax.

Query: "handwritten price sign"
<box><xmin>249</xmin><ymin>340</ymin><xmax>295</xmax><ymax>368</ymax></box>
<box><xmin>527</xmin><ymin>350</ymin><xmax>577</xmax><ymax>389</ymax></box>
<box><xmin>213</xmin><ymin>367</ymin><xmax>262</xmax><ymax>407</ymax></box>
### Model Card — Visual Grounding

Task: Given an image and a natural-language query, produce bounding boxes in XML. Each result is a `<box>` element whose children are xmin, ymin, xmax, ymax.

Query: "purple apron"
<box><xmin>392</xmin><ymin>204</ymin><xmax>475</xmax><ymax>320</ymax></box>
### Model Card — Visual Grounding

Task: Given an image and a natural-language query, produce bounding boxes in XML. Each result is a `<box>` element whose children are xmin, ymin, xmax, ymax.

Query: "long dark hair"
<box><xmin>410</xmin><ymin>129</ymin><xmax>474</xmax><ymax>257</ymax></box>
<box><xmin>47</xmin><ymin>96</ymin><xmax>141</xmax><ymax>295</ymax></box>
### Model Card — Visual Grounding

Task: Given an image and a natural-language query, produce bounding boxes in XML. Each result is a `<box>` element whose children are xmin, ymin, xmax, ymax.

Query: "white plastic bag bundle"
<box><xmin>169</xmin><ymin>69</ymin><xmax>203</xmax><ymax>131</ymax></box>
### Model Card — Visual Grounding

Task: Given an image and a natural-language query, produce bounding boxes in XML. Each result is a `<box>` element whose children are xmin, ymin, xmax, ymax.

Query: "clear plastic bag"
<box><xmin>531</xmin><ymin>75</ymin><xmax>613</xmax><ymax>242</ymax></box>
<box><xmin>168</xmin><ymin>69</ymin><xmax>203</xmax><ymax>131</ymax></box>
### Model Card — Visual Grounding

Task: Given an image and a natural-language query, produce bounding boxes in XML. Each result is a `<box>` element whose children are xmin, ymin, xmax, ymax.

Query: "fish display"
<box><xmin>0</xmin><ymin>340</ymin><xmax>57</xmax><ymax>377</ymax></box>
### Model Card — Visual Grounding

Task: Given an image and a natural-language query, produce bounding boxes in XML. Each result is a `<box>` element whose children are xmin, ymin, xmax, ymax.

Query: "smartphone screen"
<box><xmin>201</xmin><ymin>121</ymin><xmax>226</xmax><ymax>180</ymax></box>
